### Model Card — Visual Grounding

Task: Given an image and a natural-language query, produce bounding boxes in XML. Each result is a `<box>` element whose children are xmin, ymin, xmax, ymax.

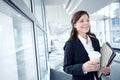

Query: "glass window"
<box><xmin>105</xmin><ymin>19</ymin><xmax>111</xmax><ymax>43</ymax></box>
<box><xmin>34</xmin><ymin>0</ymin><xmax>43</xmax><ymax>27</ymax></box>
<box><xmin>0</xmin><ymin>1</ymin><xmax>37</xmax><ymax>80</ymax></box>
<box><xmin>91</xmin><ymin>0</ymin><xmax>120</xmax><ymax>48</ymax></box>
<box><xmin>110</xmin><ymin>2</ymin><xmax>120</xmax><ymax>47</ymax></box>
<box><xmin>22</xmin><ymin>0</ymin><xmax>31</xmax><ymax>10</ymax></box>
<box><xmin>96</xmin><ymin>20</ymin><xmax>106</xmax><ymax>45</ymax></box>
<box><xmin>14</xmin><ymin>16</ymin><xmax>37</xmax><ymax>80</ymax></box>
<box><xmin>36</xmin><ymin>27</ymin><xmax>48</xmax><ymax>80</ymax></box>
<box><xmin>90</xmin><ymin>20</ymin><xmax>105</xmax><ymax>46</ymax></box>
<box><xmin>0</xmin><ymin>7</ymin><xmax>18</xmax><ymax>80</ymax></box>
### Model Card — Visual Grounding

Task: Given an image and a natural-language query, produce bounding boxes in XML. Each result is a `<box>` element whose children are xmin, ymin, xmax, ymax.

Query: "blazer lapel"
<box><xmin>76</xmin><ymin>38</ymin><xmax>88</xmax><ymax>55</ymax></box>
<box><xmin>89</xmin><ymin>37</ymin><xmax>98</xmax><ymax>51</ymax></box>
<box><xmin>91</xmin><ymin>38</ymin><xmax>96</xmax><ymax>50</ymax></box>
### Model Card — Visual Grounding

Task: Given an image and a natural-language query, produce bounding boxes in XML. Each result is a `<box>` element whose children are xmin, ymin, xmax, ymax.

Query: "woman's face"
<box><xmin>74</xmin><ymin>14</ymin><xmax>90</xmax><ymax>35</ymax></box>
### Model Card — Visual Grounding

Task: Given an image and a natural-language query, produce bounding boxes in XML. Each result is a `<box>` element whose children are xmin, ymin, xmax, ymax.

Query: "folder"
<box><xmin>98</xmin><ymin>42</ymin><xmax>116</xmax><ymax>78</ymax></box>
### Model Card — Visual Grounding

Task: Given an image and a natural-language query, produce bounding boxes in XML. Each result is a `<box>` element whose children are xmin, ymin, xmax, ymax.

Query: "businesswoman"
<box><xmin>63</xmin><ymin>10</ymin><xmax>110</xmax><ymax>80</ymax></box>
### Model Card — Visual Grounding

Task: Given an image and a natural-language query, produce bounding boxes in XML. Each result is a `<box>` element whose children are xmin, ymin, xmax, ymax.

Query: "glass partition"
<box><xmin>0</xmin><ymin>1</ymin><xmax>38</xmax><ymax>80</ymax></box>
<box><xmin>110</xmin><ymin>2</ymin><xmax>120</xmax><ymax>46</ymax></box>
<box><xmin>0</xmin><ymin>7</ymin><xmax>18</xmax><ymax>80</ymax></box>
<box><xmin>13</xmin><ymin>15</ymin><xmax>37</xmax><ymax>80</ymax></box>
<box><xmin>36</xmin><ymin>27</ymin><xmax>48</xmax><ymax>80</ymax></box>
<box><xmin>34</xmin><ymin>0</ymin><xmax>43</xmax><ymax>26</ymax></box>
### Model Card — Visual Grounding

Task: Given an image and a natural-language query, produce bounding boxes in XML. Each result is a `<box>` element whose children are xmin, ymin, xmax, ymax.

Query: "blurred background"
<box><xmin>0</xmin><ymin>0</ymin><xmax>120</xmax><ymax>80</ymax></box>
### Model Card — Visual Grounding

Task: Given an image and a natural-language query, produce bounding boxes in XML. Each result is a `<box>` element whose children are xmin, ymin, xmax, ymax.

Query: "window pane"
<box><xmin>34</xmin><ymin>0</ymin><xmax>43</xmax><ymax>27</ymax></box>
<box><xmin>110</xmin><ymin>2</ymin><xmax>120</xmax><ymax>46</ymax></box>
<box><xmin>91</xmin><ymin>0</ymin><xmax>120</xmax><ymax>48</ymax></box>
<box><xmin>0</xmin><ymin>1</ymin><xmax>37</xmax><ymax>80</ymax></box>
<box><xmin>36</xmin><ymin>27</ymin><xmax>48</xmax><ymax>80</ymax></box>
<box><xmin>14</xmin><ymin>17</ymin><xmax>37</xmax><ymax>80</ymax></box>
<box><xmin>0</xmin><ymin>7</ymin><xmax>18</xmax><ymax>80</ymax></box>
<box><xmin>13</xmin><ymin>10</ymin><xmax>37</xmax><ymax>80</ymax></box>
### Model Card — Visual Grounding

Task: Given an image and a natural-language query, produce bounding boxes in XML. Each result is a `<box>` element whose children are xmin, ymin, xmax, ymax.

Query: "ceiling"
<box><xmin>44</xmin><ymin>0</ymin><xmax>118</xmax><ymax>35</ymax></box>
<box><xmin>44</xmin><ymin>0</ymin><xmax>65</xmax><ymax>5</ymax></box>
<box><xmin>44</xmin><ymin>0</ymin><xmax>114</xmax><ymax>14</ymax></box>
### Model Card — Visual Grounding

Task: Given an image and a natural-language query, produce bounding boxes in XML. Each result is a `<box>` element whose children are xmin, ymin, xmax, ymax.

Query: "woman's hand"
<box><xmin>82</xmin><ymin>61</ymin><xmax>100</xmax><ymax>72</ymax></box>
<box><xmin>101</xmin><ymin>66</ymin><xmax>110</xmax><ymax>75</ymax></box>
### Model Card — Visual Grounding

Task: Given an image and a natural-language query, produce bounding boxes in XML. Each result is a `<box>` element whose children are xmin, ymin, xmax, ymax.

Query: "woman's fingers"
<box><xmin>101</xmin><ymin>66</ymin><xmax>110</xmax><ymax>75</ymax></box>
<box><xmin>83</xmin><ymin>61</ymin><xmax>100</xmax><ymax>72</ymax></box>
<box><xmin>83</xmin><ymin>60</ymin><xmax>111</xmax><ymax>75</ymax></box>
<box><xmin>88</xmin><ymin>63</ymin><xmax>100</xmax><ymax>71</ymax></box>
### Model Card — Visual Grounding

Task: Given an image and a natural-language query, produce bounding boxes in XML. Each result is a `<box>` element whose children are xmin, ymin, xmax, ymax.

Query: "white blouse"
<box><xmin>78</xmin><ymin>35</ymin><xmax>97</xmax><ymax>80</ymax></box>
<box><xmin>78</xmin><ymin>35</ymin><xmax>94</xmax><ymax>53</ymax></box>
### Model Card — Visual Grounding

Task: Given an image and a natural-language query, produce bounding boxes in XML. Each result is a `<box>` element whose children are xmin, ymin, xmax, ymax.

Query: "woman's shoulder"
<box><xmin>64</xmin><ymin>39</ymin><xmax>76</xmax><ymax>48</ymax></box>
<box><xmin>65</xmin><ymin>40</ymin><xmax>75</xmax><ymax>46</ymax></box>
<box><xmin>89</xmin><ymin>35</ymin><xmax>99</xmax><ymax>41</ymax></box>
<box><xmin>65</xmin><ymin>39</ymin><xmax>77</xmax><ymax>44</ymax></box>
<box><xmin>64</xmin><ymin>40</ymin><xmax>72</xmax><ymax>50</ymax></box>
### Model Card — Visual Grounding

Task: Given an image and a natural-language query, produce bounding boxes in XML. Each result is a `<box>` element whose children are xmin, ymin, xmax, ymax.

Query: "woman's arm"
<box><xmin>63</xmin><ymin>41</ymin><xmax>85</xmax><ymax>76</ymax></box>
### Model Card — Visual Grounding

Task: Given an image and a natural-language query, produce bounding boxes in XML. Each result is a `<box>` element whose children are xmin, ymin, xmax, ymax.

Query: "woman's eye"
<box><xmin>80</xmin><ymin>20</ymin><xmax>84</xmax><ymax>22</ymax></box>
<box><xmin>79</xmin><ymin>19</ymin><xmax>89</xmax><ymax>23</ymax></box>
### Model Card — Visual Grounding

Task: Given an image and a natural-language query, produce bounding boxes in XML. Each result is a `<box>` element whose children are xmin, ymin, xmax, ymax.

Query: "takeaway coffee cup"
<box><xmin>88</xmin><ymin>51</ymin><xmax>101</xmax><ymax>63</ymax></box>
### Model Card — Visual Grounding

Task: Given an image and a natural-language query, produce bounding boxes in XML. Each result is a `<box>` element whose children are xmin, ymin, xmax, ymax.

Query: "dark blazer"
<box><xmin>63</xmin><ymin>36</ymin><xmax>101</xmax><ymax>80</ymax></box>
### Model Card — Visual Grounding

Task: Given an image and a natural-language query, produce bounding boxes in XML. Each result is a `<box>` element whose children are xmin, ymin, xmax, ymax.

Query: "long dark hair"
<box><xmin>69</xmin><ymin>10</ymin><xmax>96</xmax><ymax>40</ymax></box>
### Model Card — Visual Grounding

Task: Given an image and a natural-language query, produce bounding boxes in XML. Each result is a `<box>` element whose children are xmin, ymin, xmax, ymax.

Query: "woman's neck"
<box><xmin>78</xmin><ymin>33</ymin><xmax>87</xmax><ymax>39</ymax></box>
<box><xmin>78</xmin><ymin>33</ymin><xmax>88</xmax><ymax>44</ymax></box>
